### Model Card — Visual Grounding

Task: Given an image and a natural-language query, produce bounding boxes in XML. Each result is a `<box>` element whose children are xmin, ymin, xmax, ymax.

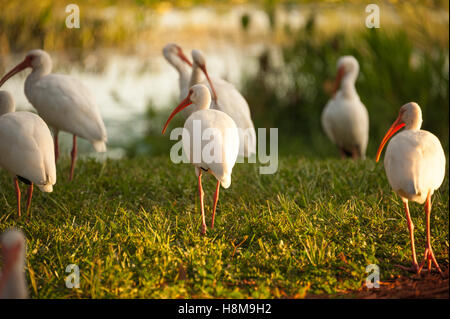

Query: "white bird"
<box><xmin>0</xmin><ymin>229</ymin><xmax>29</xmax><ymax>299</ymax></box>
<box><xmin>0</xmin><ymin>90</ymin><xmax>56</xmax><ymax>217</ymax></box>
<box><xmin>376</xmin><ymin>102</ymin><xmax>446</xmax><ymax>275</ymax></box>
<box><xmin>162</xmin><ymin>43</ymin><xmax>193</xmax><ymax>103</ymax></box>
<box><xmin>322</xmin><ymin>56</ymin><xmax>369</xmax><ymax>159</ymax></box>
<box><xmin>163</xmin><ymin>45</ymin><xmax>256</xmax><ymax>158</ymax></box>
<box><xmin>0</xmin><ymin>49</ymin><xmax>107</xmax><ymax>181</ymax></box>
<box><xmin>162</xmin><ymin>84</ymin><xmax>239</xmax><ymax>234</ymax></box>
<box><xmin>187</xmin><ymin>49</ymin><xmax>256</xmax><ymax>158</ymax></box>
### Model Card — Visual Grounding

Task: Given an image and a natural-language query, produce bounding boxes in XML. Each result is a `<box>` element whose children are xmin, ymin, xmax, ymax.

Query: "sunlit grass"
<box><xmin>0</xmin><ymin>156</ymin><xmax>448</xmax><ymax>298</ymax></box>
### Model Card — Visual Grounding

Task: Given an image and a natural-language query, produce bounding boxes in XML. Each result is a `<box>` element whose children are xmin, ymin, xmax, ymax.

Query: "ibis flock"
<box><xmin>0</xmin><ymin>45</ymin><xmax>447</xmax><ymax>297</ymax></box>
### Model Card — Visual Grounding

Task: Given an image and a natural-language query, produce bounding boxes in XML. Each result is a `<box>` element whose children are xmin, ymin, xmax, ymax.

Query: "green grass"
<box><xmin>0</xmin><ymin>155</ymin><xmax>448</xmax><ymax>298</ymax></box>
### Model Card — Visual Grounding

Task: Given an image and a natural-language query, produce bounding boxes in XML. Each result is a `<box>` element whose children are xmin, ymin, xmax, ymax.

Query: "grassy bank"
<box><xmin>0</xmin><ymin>156</ymin><xmax>448</xmax><ymax>298</ymax></box>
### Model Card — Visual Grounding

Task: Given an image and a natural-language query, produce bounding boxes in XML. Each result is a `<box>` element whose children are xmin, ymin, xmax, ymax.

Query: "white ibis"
<box><xmin>321</xmin><ymin>56</ymin><xmax>369</xmax><ymax>159</ymax></box>
<box><xmin>0</xmin><ymin>49</ymin><xmax>107</xmax><ymax>181</ymax></box>
<box><xmin>0</xmin><ymin>229</ymin><xmax>29</xmax><ymax>299</ymax></box>
<box><xmin>162</xmin><ymin>43</ymin><xmax>193</xmax><ymax>103</ymax></box>
<box><xmin>187</xmin><ymin>49</ymin><xmax>256</xmax><ymax>158</ymax></box>
<box><xmin>0</xmin><ymin>90</ymin><xmax>56</xmax><ymax>217</ymax></box>
<box><xmin>162</xmin><ymin>84</ymin><xmax>239</xmax><ymax>234</ymax></box>
<box><xmin>376</xmin><ymin>102</ymin><xmax>446</xmax><ymax>275</ymax></box>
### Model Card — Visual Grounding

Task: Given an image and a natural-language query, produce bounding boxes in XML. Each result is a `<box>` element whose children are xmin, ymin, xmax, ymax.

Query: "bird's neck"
<box><xmin>32</xmin><ymin>62</ymin><xmax>52</xmax><ymax>77</ymax></box>
<box><xmin>26</xmin><ymin>65</ymin><xmax>51</xmax><ymax>86</ymax></box>
<box><xmin>405</xmin><ymin>119</ymin><xmax>423</xmax><ymax>131</ymax></box>
<box><xmin>24</xmin><ymin>68</ymin><xmax>50</xmax><ymax>104</ymax></box>
<box><xmin>168</xmin><ymin>57</ymin><xmax>190</xmax><ymax>87</ymax></box>
<box><xmin>179</xmin><ymin>70</ymin><xmax>190</xmax><ymax>98</ymax></box>
<box><xmin>190</xmin><ymin>64</ymin><xmax>205</xmax><ymax>87</ymax></box>
<box><xmin>339</xmin><ymin>73</ymin><xmax>358</xmax><ymax>99</ymax></box>
<box><xmin>193</xmin><ymin>96</ymin><xmax>212</xmax><ymax>112</ymax></box>
<box><xmin>0</xmin><ymin>105</ymin><xmax>14</xmax><ymax>116</ymax></box>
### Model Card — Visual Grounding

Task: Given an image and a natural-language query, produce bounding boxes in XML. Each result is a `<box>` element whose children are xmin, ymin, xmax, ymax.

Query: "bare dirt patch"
<box><xmin>318</xmin><ymin>268</ymin><xmax>449</xmax><ymax>299</ymax></box>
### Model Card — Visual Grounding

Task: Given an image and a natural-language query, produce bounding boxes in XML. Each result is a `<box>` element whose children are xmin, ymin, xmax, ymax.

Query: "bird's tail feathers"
<box><xmin>92</xmin><ymin>140</ymin><xmax>107</xmax><ymax>152</ymax></box>
<box><xmin>38</xmin><ymin>183</ymin><xmax>53</xmax><ymax>193</ymax></box>
<box><xmin>220</xmin><ymin>175</ymin><xmax>231</xmax><ymax>189</ymax></box>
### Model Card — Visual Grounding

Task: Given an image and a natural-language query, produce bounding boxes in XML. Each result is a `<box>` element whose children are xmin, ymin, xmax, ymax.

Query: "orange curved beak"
<box><xmin>0</xmin><ymin>57</ymin><xmax>31</xmax><ymax>87</ymax></box>
<box><xmin>332</xmin><ymin>66</ymin><xmax>345</xmax><ymax>95</ymax></box>
<box><xmin>177</xmin><ymin>50</ymin><xmax>192</xmax><ymax>67</ymax></box>
<box><xmin>162</xmin><ymin>93</ymin><xmax>192</xmax><ymax>135</ymax></box>
<box><xmin>375</xmin><ymin>116</ymin><xmax>406</xmax><ymax>162</ymax></box>
<box><xmin>199</xmin><ymin>64</ymin><xmax>218</xmax><ymax>102</ymax></box>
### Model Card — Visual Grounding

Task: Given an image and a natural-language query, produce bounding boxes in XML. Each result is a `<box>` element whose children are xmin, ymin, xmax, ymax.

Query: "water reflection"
<box><xmin>1</xmin><ymin>48</ymin><xmax>261</xmax><ymax>159</ymax></box>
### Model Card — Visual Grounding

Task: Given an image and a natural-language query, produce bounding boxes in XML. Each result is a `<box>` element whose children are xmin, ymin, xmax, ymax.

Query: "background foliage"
<box><xmin>240</xmin><ymin>14</ymin><xmax>449</xmax><ymax>158</ymax></box>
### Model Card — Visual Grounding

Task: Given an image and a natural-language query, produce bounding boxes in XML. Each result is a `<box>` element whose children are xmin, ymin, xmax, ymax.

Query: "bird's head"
<box><xmin>162</xmin><ymin>84</ymin><xmax>211</xmax><ymax>135</ymax></box>
<box><xmin>398</xmin><ymin>102</ymin><xmax>422</xmax><ymax>130</ymax></box>
<box><xmin>332</xmin><ymin>55</ymin><xmax>359</xmax><ymax>95</ymax></box>
<box><xmin>0</xmin><ymin>49</ymin><xmax>52</xmax><ymax>88</ymax></box>
<box><xmin>163</xmin><ymin>43</ymin><xmax>192</xmax><ymax>67</ymax></box>
<box><xmin>192</xmin><ymin>49</ymin><xmax>206</xmax><ymax>67</ymax></box>
<box><xmin>376</xmin><ymin>102</ymin><xmax>423</xmax><ymax>162</ymax></box>
<box><xmin>191</xmin><ymin>49</ymin><xmax>218</xmax><ymax>102</ymax></box>
<box><xmin>0</xmin><ymin>90</ymin><xmax>15</xmax><ymax>116</ymax></box>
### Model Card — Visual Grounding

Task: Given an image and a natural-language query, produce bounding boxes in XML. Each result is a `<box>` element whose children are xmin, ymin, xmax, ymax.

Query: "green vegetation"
<box><xmin>125</xmin><ymin>5</ymin><xmax>449</xmax><ymax>158</ymax></box>
<box><xmin>0</xmin><ymin>156</ymin><xmax>448</xmax><ymax>298</ymax></box>
<box><xmin>240</xmin><ymin>15</ymin><xmax>449</xmax><ymax>158</ymax></box>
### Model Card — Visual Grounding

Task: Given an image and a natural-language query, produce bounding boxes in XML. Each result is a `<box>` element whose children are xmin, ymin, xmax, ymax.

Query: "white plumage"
<box><xmin>322</xmin><ymin>56</ymin><xmax>369</xmax><ymax>159</ymax></box>
<box><xmin>26</xmin><ymin>73</ymin><xmax>107</xmax><ymax>152</ymax></box>
<box><xmin>384</xmin><ymin>130</ymin><xmax>445</xmax><ymax>204</ymax></box>
<box><xmin>184</xmin><ymin>108</ymin><xmax>239</xmax><ymax>189</ymax></box>
<box><xmin>162</xmin><ymin>43</ymin><xmax>193</xmax><ymax>117</ymax></box>
<box><xmin>0</xmin><ymin>90</ymin><xmax>56</xmax><ymax>216</ymax></box>
<box><xmin>376</xmin><ymin>102</ymin><xmax>446</xmax><ymax>274</ymax></box>
<box><xmin>0</xmin><ymin>49</ymin><xmax>107</xmax><ymax>180</ymax></box>
<box><xmin>162</xmin><ymin>45</ymin><xmax>256</xmax><ymax>158</ymax></box>
<box><xmin>189</xmin><ymin>50</ymin><xmax>256</xmax><ymax>158</ymax></box>
<box><xmin>0</xmin><ymin>112</ymin><xmax>56</xmax><ymax>192</ymax></box>
<box><xmin>162</xmin><ymin>84</ymin><xmax>239</xmax><ymax>234</ymax></box>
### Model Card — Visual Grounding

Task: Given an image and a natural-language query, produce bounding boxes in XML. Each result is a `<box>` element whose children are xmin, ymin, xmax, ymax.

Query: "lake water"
<box><xmin>2</xmin><ymin>46</ymin><xmax>263</xmax><ymax>159</ymax></box>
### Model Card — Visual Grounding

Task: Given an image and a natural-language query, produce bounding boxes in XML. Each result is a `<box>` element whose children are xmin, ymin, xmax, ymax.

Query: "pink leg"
<box><xmin>418</xmin><ymin>191</ymin><xmax>443</xmax><ymax>275</ymax></box>
<box><xmin>26</xmin><ymin>183</ymin><xmax>33</xmax><ymax>217</ymax></box>
<box><xmin>54</xmin><ymin>131</ymin><xmax>59</xmax><ymax>163</ymax></box>
<box><xmin>198</xmin><ymin>171</ymin><xmax>206</xmax><ymax>235</ymax></box>
<box><xmin>211</xmin><ymin>180</ymin><xmax>220</xmax><ymax>229</ymax></box>
<box><xmin>14</xmin><ymin>178</ymin><xmax>21</xmax><ymax>218</ymax></box>
<box><xmin>69</xmin><ymin>135</ymin><xmax>77</xmax><ymax>181</ymax></box>
<box><xmin>396</xmin><ymin>200</ymin><xmax>419</xmax><ymax>273</ymax></box>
